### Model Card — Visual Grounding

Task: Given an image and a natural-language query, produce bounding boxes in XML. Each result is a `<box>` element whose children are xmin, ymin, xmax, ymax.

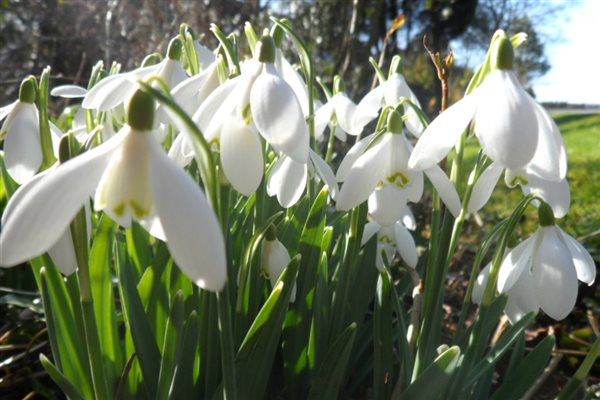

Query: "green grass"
<box><xmin>460</xmin><ymin>112</ymin><xmax>600</xmax><ymax>258</ymax></box>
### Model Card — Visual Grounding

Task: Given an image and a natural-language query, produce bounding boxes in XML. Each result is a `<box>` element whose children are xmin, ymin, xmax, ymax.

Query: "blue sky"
<box><xmin>533</xmin><ymin>0</ymin><xmax>600</xmax><ymax>104</ymax></box>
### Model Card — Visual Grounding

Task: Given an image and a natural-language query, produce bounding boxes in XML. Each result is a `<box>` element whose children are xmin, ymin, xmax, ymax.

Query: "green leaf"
<box><xmin>40</xmin><ymin>354</ymin><xmax>84</xmax><ymax>400</ymax></box>
<box><xmin>235</xmin><ymin>255</ymin><xmax>300</xmax><ymax>399</ymax></box>
<box><xmin>374</xmin><ymin>272</ymin><xmax>393</xmax><ymax>400</ymax></box>
<box><xmin>400</xmin><ymin>346</ymin><xmax>461</xmax><ymax>399</ymax></box>
<box><xmin>307</xmin><ymin>322</ymin><xmax>357</xmax><ymax>400</ymax></box>
<box><xmin>116</xmin><ymin>249</ymin><xmax>161</xmax><ymax>399</ymax></box>
<box><xmin>170</xmin><ymin>311</ymin><xmax>200</xmax><ymax>399</ymax></box>
<box><xmin>464</xmin><ymin>312</ymin><xmax>536</xmax><ymax>388</ymax></box>
<box><xmin>89</xmin><ymin>214</ymin><xmax>122</xmax><ymax>388</ymax></box>
<box><xmin>491</xmin><ymin>335</ymin><xmax>555</xmax><ymax>400</ymax></box>
<box><xmin>157</xmin><ymin>291</ymin><xmax>185</xmax><ymax>400</ymax></box>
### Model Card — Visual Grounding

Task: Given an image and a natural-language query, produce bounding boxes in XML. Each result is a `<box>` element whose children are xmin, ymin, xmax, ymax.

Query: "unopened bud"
<box><xmin>58</xmin><ymin>133</ymin><xmax>81</xmax><ymax>163</ymax></box>
<box><xmin>167</xmin><ymin>37</ymin><xmax>183</xmax><ymax>60</ymax></box>
<box><xmin>19</xmin><ymin>77</ymin><xmax>37</xmax><ymax>104</ymax></box>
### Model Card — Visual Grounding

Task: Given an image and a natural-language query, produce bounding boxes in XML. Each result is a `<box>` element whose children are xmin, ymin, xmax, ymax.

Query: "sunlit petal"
<box><xmin>148</xmin><ymin>136</ymin><xmax>227</xmax><ymax>292</ymax></box>
<box><xmin>497</xmin><ymin>236</ymin><xmax>535</xmax><ymax>293</ymax></box>
<box><xmin>336</xmin><ymin>133</ymin><xmax>373</xmax><ymax>182</ymax></box>
<box><xmin>368</xmin><ymin>185</ymin><xmax>407</xmax><ymax>226</ymax></box>
<box><xmin>558</xmin><ymin>229</ymin><xmax>596</xmax><ymax>285</ymax></box>
<box><xmin>309</xmin><ymin>149</ymin><xmax>339</xmax><ymax>200</ymax></box>
<box><xmin>50</xmin><ymin>85</ymin><xmax>87</xmax><ymax>98</ymax></box>
<box><xmin>4</xmin><ymin>103</ymin><xmax>42</xmax><ymax>184</ymax></box>
<box><xmin>424</xmin><ymin>165</ymin><xmax>462</xmax><ymax>217</ymax></box>
<box><xmin>394</xmin><ymin>221</ymin><xmax>418</xmax><ymax>268</ymax></box>
<box><xmin>468</xmin><ymin>161</ymin><xmax>503</xmax><ymax>214</ymax></box>
<box><xmin>266</xmin><ymin>155</ymin><xmax>307</xmax><ymax>208</ymax></box>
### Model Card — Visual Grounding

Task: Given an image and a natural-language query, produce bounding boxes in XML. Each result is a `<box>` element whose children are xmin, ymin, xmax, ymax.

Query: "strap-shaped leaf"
<box><xmin>399</xmin><ymin>346</ymin><xmax>461</xmax><ymax>399</ymax></box>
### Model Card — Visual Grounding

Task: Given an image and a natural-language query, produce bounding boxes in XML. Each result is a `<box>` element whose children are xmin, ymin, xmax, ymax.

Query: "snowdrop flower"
<box><xmin>468</xmin><ymin>104</ymin><xmax>569</xmax><ymax>217</ymax></box>
<box><xmin>314</xmin><ymin>77</ymin><xmax>361</xmax><ymax>139</ymax></box>
<box><xmin>267</xmin><ymin>149</ymin><xmax>338</xmax><ymax>208</ymax></box>
<box><xmin>409</xmin><ymin>31</ymin><xmax>563</xmax><ymax>179</ymax></box>
<box><xmin>354</xmin><ymin>56</ymin><xmax>425</xmax><ymax>138</ymax></box>
<box><xmin>0</xmin><ymin>78</ymin><xmax>60</xmax><ymax>184</ymax></box>
<box><xmin>473</xmin><ymin>203</ymin><xmax>596</xmax><ymax>322</ymax></box>
<box><xmin>82</xmin><ymin>38</ymin><xmax>188</xmax><ymax>112</ymax></box>
<box><xmin>361</xmin><ymin>213</ymin><xmax>418</xmax><ymax>271</ymax></box>
<box><xmin>194</xmin><ymin>32</ymin><xmax>309</xmax><ymax>164</ymax></box>
<box><xmin>336</xmin><ymin>110</ymin><xmax>461</xmax><ymax>225</ymax></box>
<box><xmin>189</xmin><ymin>32</ymin><xmax>309</xmax><ymax>196</ymax></box>
<box><xmin>0</xmin><ymin>89</ymin><xmax>227</xmax><ymax>291</ymax></box>
<box><xmin>261</xmin><ymin>227</ymin><xmax>296</xmax><ymax>302</ymax></box>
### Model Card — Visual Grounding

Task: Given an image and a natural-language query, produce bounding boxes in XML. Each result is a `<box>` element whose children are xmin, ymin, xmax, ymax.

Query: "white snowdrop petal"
<box><xmin>361</xmin><ymin>221</ymin><xmax>381</xmax><ymax>246</ymax></box>
<box><xmin>467</xmin><ymin>161</ymin><xmax>504</xmax><ymax>214</ymax></box>
<box><xmin>368</xmin><ymin>185</ymin><xmax>407</xmax><ymax>226</ymax></box>
<box><xmin>401</xmin><ymin>207</ymin><xmax>416</xmax><ymax>231</ymax></box>
<box><xmin>4</xmin><ymin>103</ymin><xmax>42</xmax><ymax>184</ymax></box>
<box><xmin>533</xmin><ymin>227</ymin><xmax>578</xmax><ymax>320</ymax></box>
<box><xmin>267</xmin><ymin>156</ymin><xmax>307</xmax><ymax>208</ymax></box>
<box><xmin>139</xmin><ymin>215</ymin><xmax>167</xmax><ymax>242</ymax></box>
<box><xmin>193</xmin><ymin>75</ymin><xmax>242</xmax><ymax>141</ymax></box>
<box><xmin>336</xmin><ymin>134</ymin><xmax>373</xmax><ymax>182</ymax></box>
<box><xmin>408</xmin><ymin>93</ymin><xmax>477</xmax><ymax>170</ymax></box>
<box><xmin>528</xmin><ymin>103</ymin><xmax>567</xmax><ymax>181</ymax></box>
<box><xmin>167</xmin><ymin>133</ymin><xmax>194</xmax><ymax>167</ymax></box>
<box><xmin>0</xmin><ymin>101</ymin><xmax>17</xmax><ymax>122</ymax></box>
<box><xmin>523</xmin><ymin>175</ymin><xmax>570</xmax><ymax>218</ymax></box>
<box><xmin>394</xmin><ymin>222</ymin><xmax>418</xmax><ymax>268</ymax></box>
<box><xmin>0</xmin><ymin>130</ymin><xmax>125</xmax><ymax>267</ymax></box>
<box><xmin>277</xmin><ymin>50</ymin><xmax>309</xmax><ymax>117</ymax></box>
<box><xmin>314</xmin><ymin>101</ymin><xmax>334</xmax><ymax>141</ymax></box>
<box><xmin>504</xmin><ymin>269</ymin><xmax>539</xmax><ymax>324</ymax></box>
<box><xmin>353</xmin><ymin>85</ymin><xmax>385</xmax><ymax>134</ymax></box>
<box><xmin>331</xmin><ymin>94</ymin><xmax>357</xmax><ymax>135</ymax></box>
<box><xmin>148</xmin><ymin>136</ymin><xmax>227</xmax><ymax>292</ymax></box>
<box><xmin>220</xmin><ymin>118</ymin><xmax>264</xmax><ymax>196</ymax></box>
<box><xmin>50</xmin><ymin>85</ymin><xmax>88</xmax><ymax>98</ymax></box>
<box><xmin>472</xmin><ymin>263</ymin><xmax>491</xmax><ymax>305</ymax></box>
<box><xmin>497</xmin><ymin>236</ymin><xmax>535</xmax><ymax>293</ymax></box>
<box><xmin>194</xmin><ymin>42</ymin><xmax>216</xmax><ymax>69</ymax></box>
<box><xmin>170</xmin><ymin>69</ymin><xmax>214</xmax><ymax>117</ymax></box>
<box><xmin>424</xmin><ymin>165</ymin><xmax>462</xmax><ymax>217</ymax></box>
<box><xmin>336</xmin><ymin>135</ymin><xmax>389</xmax><ymax>211</ymax></box>
<box><xmin>250</xmin><ymin>64</ymin><xmax>308</xmax><ymax>162</ymax></box>
<box><xmin>47</xmin><ymin>229</ymin><xmax>79</xmax><ymax>275</ymax></box>
<box><xmin>474</xmin><ymin>71</ymin><xmax>538</xmax><ymax>170</ymax></box>
<box><xmin>309</xmin><ymin>149</ymin><xmax>339</xmax><ymax>200</ymax></box>
<box><xmin>559</xmin><ymin>229</ymin><xmax>596</xmax><ymax>285</ymax></box>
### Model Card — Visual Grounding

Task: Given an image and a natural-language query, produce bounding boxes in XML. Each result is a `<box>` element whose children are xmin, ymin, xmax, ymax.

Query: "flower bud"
<box><xmin>538</xmin><ymin>201</ymin><xmax>556</xmax><ymax>227</ymax></box>
<box><xmin>19</xmin><ymin>77</ymin><xmax>37</xmax><ymax>104</ymax></box>
<box><xmin>167</xmin><ymin>37</ymin><xmax>183</xmax><ymax>60</ymax></box>
<box><xmin>387</xmin><ymin>109</ymin><xmax>404</xmax><ymax>134</ymax></box>
<box><xmin>127</xmin><ymin>89</ymin><xmax>155</xmax><ymax>131</ymax></box>
<box><xmin>257</xmin><ymin>32</ymin><xmax>276</xmax><ymax>64</ymax></box>
<box><xmin>490</xmin><ymin>30</ymin><xmax>514</xmax><ymax>71</ymax></box>
<box><xmin>58</xmin><ymin>133</ymin><xmax>81</xmax><ymax>164</ymax></box>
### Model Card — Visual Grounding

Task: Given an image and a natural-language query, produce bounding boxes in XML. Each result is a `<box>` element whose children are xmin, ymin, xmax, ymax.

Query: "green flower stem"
<box><xmin>216</xmin><ymin>289</ymin><xmax>237</xmax><ymax>400</ymax></box>
<box><xmin>325</xmin><ymin>123</ymin><xmax>337</xmax><ymax>163</ymax></box>
<box><xmin>557</xmin><ymin>335</ymin><xmax>600</xmax><ymax>400</ymax></box>
<box><xmin>37</xmin><ymin>67</ymin><xmax>57</xmax><ymax>168</ymax></box>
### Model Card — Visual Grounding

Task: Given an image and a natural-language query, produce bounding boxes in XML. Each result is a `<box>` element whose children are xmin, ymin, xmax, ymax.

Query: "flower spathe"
<box><xmin>0</xmin><ymin>90</ymin><xmax>227</xmax><ymax>292</ymax></box>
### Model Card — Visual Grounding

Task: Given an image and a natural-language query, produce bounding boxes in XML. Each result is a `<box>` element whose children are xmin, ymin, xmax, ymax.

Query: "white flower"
<box><xmin>261</xmin><ymin>236</ymin><xmax>296</xmax><ymax>302</ymax></box>
<box><xmin>354</xmin><ymin>69</ymin><xmax>424</xmax><ymax>138</ymax></box>
<box><xmin>314</xmin><ymin>92</ymin><xmax>360</xmax><ymax>139</ymax></box>
<box><xmin>336</xmin><ymin>112</ymin><xmax>461</xmax><ymax>225</ymax></box>
<box><xmin>468</xmin><ymin>103</ymin><xmax>569</xmax><ymax>217</ymax></box>
<box><xmin>473</xmin><ymin>224</ymin><xmax>596</xmax><ymax>323</ymax></box>
<box><xmin>0</xmin><ymin>90</ymin><xmax>227</xmax><ymax>292</ymax></box>
<box><xmin>409</xmin><ymin>32</ymin><xmax>563</xmax><ymax>179</ymax></box>
<box><xmin>361</xmin><ymin>217</ymin><xmax>418</xmax><ymax>271</ymax></box>
<box><xmin>1</xmin><ymin>80</ymin><xmax>61</xmax><ymax>184</ymax></box>
<box><xmin>82</xmin><ymin>39</ymin><xmax>188</xmax><ymax>112</ymax></box>
<box><xmin>267</xmin><ymin>149</ymin><xmax>338</xmax><ymax>208</ymax></box>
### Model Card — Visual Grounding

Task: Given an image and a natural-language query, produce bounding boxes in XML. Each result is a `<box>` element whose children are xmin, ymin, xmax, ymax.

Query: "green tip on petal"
<box><xmin>19</xmin><ymin>77</ymin><xmax>37</xmax><ymax>103</ymax></box>
<box><xmin>167</xmin><ymin>37</ymin><xmax>183</xmax><ymax>60</ymax></box>
<box><xmin>257</xmin><ymin>33</ymin><xmax>276</xmax><ymax>64</ymax></box>
<box><xmin>491</xmin><ymin>31</ymin><xmax>514</xmax><ymax>71</ymax></box>
<box><xmin>141</xmin><ymin>53</ymin><xmax>163</xmax><ymax>67</ymax></box>
<box><xmin>387</xmin><ymin>109</ymin><xmax>404</xmax><ymax>134</ymax></box>
<box><xmin>264</xmin><ymin>224</ymin><xmax>277</xmax><ymax>241</ymax></box>
<box><xmin>58</xmin><ymin>133</ymin><xmax>80</xmax><ymax>163</ymax></box>
<box><xmin>333</xmin><ymin>75</ymin><xmax>346</xmax><ymax>94</ymax></box>
<box><xmin>127</xmin><ymin>89</ymin><xmax>155</xmax><ymax>131</ymax></box>
<box><xmin>538</xmin><ymin>201</ymin><xmax>556</xmax><ymax>227</ymax></box>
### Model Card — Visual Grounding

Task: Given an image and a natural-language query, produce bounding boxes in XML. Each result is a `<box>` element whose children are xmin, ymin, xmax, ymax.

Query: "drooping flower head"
<box><xmin>0</xmin><ymin>88</ymin><xmax>227</xmax><ymax>291</ymax></box>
